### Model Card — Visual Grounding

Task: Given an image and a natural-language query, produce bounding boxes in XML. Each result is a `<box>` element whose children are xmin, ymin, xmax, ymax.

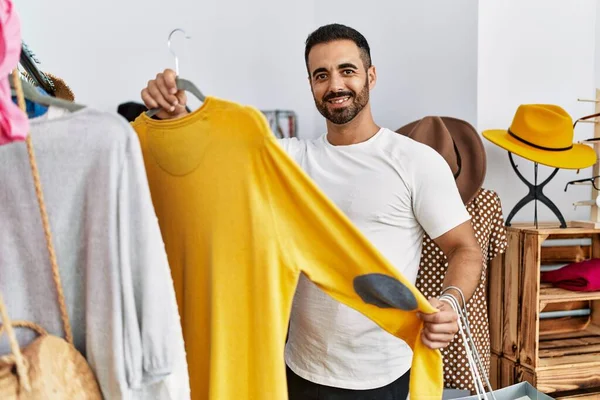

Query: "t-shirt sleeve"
<box><xmin>276</xmin><ymin>137</ymin><xmax>306</xmax><ymax>164</ymax></box>
<box><xmin>259</xmin><ymin>129</ymin><xmax>443</xmax><ymax>399</ymax></box>
<box><xmin>410</xmin><ymin>144</ymin><xmax>471</xmax><ymax>239</ymax></box>
<box><xmin>116</xmin><ymin>124</ymin><xmax>189</xmax><ymax>396</ymax></box>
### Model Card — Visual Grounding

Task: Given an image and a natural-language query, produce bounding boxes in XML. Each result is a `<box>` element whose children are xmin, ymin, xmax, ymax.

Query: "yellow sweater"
<box><xmin>131</xmin><ymin>97</ymin><xmax>443</xmax><ymax>400</ymax></box>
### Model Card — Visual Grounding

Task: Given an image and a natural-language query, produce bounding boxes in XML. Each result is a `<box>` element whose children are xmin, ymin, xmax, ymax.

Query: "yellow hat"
<box><xmin>482</xmin><ymin>104</ymin><xmax>597</xmax><ymax>169</ymax></box>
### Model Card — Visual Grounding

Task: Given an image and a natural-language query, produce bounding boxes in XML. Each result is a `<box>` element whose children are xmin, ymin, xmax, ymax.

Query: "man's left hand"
<box><xmin>417</xmin><ymin>297</ymin><xmax>459</xmax><ymax>349</ymax></box>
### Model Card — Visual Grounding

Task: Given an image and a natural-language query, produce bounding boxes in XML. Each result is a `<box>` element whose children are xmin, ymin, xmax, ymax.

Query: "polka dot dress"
<box><xmin>415</xmin><ymin>188</ymin><xmax>508</xmax><ymax>392</ymax></box>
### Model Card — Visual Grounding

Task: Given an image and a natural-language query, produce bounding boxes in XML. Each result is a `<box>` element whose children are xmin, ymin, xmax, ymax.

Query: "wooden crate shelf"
<box><xmin>489</xmin><ymin>352</ymin><xmax>499</xmax><ymax>390</ymax></box>
<box><xmin>540</xmin><ymin>322</ymin><xmax>600</xmax><ymax>339</ymax></box>
<box><xmin>492</xmin><ymin>355</ymin><xmax>600</xmax><ymax>397</ymax></box>
<box><xmin>488</xmin><ymin>223</ymin><xmax>600</xmax><ymax>395</ymax></box>
<box><xmin>556</xmin><ymin>394</ymin><xmax>600</xmax><ymax>399</ymax></box>
<box><xmin>540</xmin><ymin>284</ymin><xmax>600</xmax><ymax>306</ymax></box>
<box><xmin>539</xmin><ymin>326</ymin><xmax>600</xmax><ymax>358</ymax></box>
<box><xmin>518</xmin><ymin>358</ymin><xmax>600</xmax><ymax>394</ymax></box>
<box><xmin>555</xmin><ymin>389</ymin><xmax>600</xmax><ymax>399</ymax></box>
<box><xmin>541</xmin><ymin>245</ymin><xmax>591</xmax><ymax>264</ymax></box>
<box><xmin>508</xmin><ymin>222</ymin><xmax>600</xmax><ymax>235</ymax></box>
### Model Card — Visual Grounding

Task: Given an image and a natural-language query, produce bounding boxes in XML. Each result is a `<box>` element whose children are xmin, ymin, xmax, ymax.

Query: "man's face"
<box><xmin>307</xmin><ymin>39</ymin><xmax>376</xmax><ymax>125</ymax></box>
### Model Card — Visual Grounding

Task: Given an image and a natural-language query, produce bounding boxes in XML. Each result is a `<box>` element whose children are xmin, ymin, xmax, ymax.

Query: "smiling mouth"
<box><xmin>328</xmin><ymin>96</ymin><xmax>351</xmax><ymax>105</ymax></box>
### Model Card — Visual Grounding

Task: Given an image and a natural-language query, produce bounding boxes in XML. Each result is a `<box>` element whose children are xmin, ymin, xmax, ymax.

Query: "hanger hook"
<box><xmin>168</xmin><ymin>28</ymin><xmax>191</xmax><ymax>76</ymax></box>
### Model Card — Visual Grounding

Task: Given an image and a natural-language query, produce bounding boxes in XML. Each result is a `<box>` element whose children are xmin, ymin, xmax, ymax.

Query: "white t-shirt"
<box><xmin>278</xmin><ymin>127</ymin><xmax>470</xmax><ymax>390</ymax></box>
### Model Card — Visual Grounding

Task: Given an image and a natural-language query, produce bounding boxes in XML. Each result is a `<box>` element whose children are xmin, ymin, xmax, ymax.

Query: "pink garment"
<box><xmin>0</xmin><ymin>0</ymin><xmax>28</xmax><ymax>145</ymax></box>
<box><xmin>541</xmin><ymin>258</ymin><xmax>600</xmax><ymax>292</ymax></box>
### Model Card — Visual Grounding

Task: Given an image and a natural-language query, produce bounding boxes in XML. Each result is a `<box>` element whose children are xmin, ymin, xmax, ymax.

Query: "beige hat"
<box><xmin>45</xmin><ymin>73</ymin><xmax>75</xmax><ymax>102</ymax></box>
<box><xmin>21</xmin><ymin>70</ymin><xmax>75</xmax><ymax>101</ymax></box>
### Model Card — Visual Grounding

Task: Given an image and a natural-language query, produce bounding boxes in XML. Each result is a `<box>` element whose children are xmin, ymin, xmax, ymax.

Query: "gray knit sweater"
<box><xmin>0</xmin><ymin>107</ymin><xmax>189</xmax><ymax>399</ymax></box>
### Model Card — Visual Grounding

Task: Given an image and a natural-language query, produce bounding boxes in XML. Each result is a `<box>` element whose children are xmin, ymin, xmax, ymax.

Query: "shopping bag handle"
<box><xmin>439</xmin><ymin>287</ymin><xmax>496</xmax><ymax>400</ymax></box>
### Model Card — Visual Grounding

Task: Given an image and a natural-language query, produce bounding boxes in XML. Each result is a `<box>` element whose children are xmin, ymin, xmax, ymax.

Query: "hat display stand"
<box><xmin>570</xmin><ymin>89</ymin><xmax>600</xmax><ymax>228</ymax></box>
<box><xmin>505</xmin><ymin>151</ymin><xmax>566</xmax><ymax>228</ymax></box>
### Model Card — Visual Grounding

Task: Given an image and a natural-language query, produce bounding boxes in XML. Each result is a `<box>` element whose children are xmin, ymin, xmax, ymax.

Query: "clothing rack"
<box><xmin>571</xmin><ymin>88</ymin><xmax>600</xmax><ymax>228</ymax></box>
<box><xmin>261</xmin><ymin>109</ymin><xmax>297</xmax><ymax>138</ymax></box>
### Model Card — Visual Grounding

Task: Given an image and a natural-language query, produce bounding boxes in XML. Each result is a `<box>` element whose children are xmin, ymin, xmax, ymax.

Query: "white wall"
<box><xmin>597</xmin><ymin>0</ymin><xmax>600</xmax><ymax>90</ymax></box>
<box><xmin>15</xmin><ymin>0</ymin><xmax>317</xmax><ymax>137</ymax></box>
<box><xmin>312</xmin><ymin>1</ymin><xmax>478</xmax><ymax>135</ymax></box>
<box><xmin>14</xmin><ymin>0</ymin><xmax>477</xmax><ymax>140</ymax></box>
<box><xmin>478</xmin><ymin>0</ymin><xmax>599</xmax><ymax>225</ymax></box>
<box><xmin>14</xmin><ymin>0</ymin><xmax>600</xmax><ymax>226</ymax></box>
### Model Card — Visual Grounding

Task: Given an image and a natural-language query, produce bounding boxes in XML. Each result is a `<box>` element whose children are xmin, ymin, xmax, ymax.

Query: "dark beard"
<box><xmin>315</xmin><ymin>79</ymin><xmax>370</xmax><ymax>125</ymax></box>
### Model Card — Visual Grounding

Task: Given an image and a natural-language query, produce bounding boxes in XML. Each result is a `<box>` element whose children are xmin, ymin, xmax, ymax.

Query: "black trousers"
<box><xmin>286</xmin><ymin>366</ymin><xmax>411</xmax><ymax>400</ymax></box>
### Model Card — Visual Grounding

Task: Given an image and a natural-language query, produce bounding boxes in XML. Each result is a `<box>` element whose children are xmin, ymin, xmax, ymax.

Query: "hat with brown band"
<box><xmin>482</xmin><ymin>104</ymin><xmax>597</xmax><ymax>170</ymax></box>
<box><xmin>396</xmin><ymin>116</ymin><xmax>486</xmax><ymax>205</ymax></box>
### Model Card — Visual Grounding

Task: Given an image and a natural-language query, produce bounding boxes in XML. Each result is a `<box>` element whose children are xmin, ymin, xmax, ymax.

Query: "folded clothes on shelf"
<box><xmin>541</xmin><ymin>258</ymin><xmax>600</xmax><ymax>292</ymax></box>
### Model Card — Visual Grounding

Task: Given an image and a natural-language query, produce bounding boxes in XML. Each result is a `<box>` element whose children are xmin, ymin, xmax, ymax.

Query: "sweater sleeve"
<box><xmin>257</xmin><ymin>126</ymin><xmax>443</xmax><ymax>399</ymax></box>
<box><xmin>116</xmin><ymin>124</ymin><xmax>190</xmax><ymax>398</ymax></box>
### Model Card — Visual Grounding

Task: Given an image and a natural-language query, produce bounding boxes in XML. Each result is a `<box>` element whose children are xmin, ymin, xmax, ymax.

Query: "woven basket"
<box><xmin>0</xmin><ymin>315</ymin><xmax>102</xmax><ymax>398</ymax></box>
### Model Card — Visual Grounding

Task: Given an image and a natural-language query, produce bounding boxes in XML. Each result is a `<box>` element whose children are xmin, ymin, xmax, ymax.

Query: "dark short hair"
<box><xmin>304</xmin><ymin>23</ymin><xmax>372</xmax><ymax>73</ymax></box>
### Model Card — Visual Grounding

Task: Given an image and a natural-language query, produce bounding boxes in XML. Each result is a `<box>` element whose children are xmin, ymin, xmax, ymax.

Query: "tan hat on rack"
<box><xmin>45</xmin><ymin>72</ymin><xmax>75</xmax><ymax>102</ymax></box>
<box><xmin>396</xmin><ymin>116</ymin><xmax>486</xmax><ymax>205</ymax></box>
<box><xmin>21</xmin><ymin>70</ymin><xmax>75</xmax><ymax>101</ymax></box>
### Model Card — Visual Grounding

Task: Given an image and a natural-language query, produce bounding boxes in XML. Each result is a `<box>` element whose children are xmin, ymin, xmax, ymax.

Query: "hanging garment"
<box><xmin>0</xmin><ymin>0</ymin><xmax>28</xmax><ymax>145</ymax></box>
<box><xmin>415</xmin><ymin>188</ymin><xmax>508</xmax><ymax>392</ymax></box>
<box><xmin>0</xmin><ymin>107</ymin><xmax>190</xmax><ymax>399</ymax></box>
<box><xmin>131</xmin><ymin>96</ymin><xmax>445</xmax><ymax>400</ymax></box>
<box><xmin>12</xmin><ymin>85</ymin><xmax>49</xmax><ymax>118</ymax></box>
<box><xmin>118</xmin><ymin>101</ymin><xmax>148</xmax><ymax>122</ymax></box>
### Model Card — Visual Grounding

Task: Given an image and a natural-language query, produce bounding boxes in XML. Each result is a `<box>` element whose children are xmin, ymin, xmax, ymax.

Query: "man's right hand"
<box><xmin>141</xmin><ymin>69</ymin><xmax>189</xmax><ymax>120</ymax></box>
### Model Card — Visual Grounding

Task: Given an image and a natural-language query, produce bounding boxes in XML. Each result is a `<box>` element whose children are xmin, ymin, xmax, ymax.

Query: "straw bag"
<box><xmin>0</xmin><ymin>295</ymin><xmax>102</xmax><ymax>398</ymax></box>
<box><xmin>0</xmin><ymin>70</ymin><xmax>102</xmax><ymax>399</ymax></box>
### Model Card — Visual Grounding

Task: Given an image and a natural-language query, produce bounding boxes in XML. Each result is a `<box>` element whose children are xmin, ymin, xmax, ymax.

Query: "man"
<box><xmin>140</xmin><ymin>23</ymin><xmax>482</xmax><ymax>399</ymax></box>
